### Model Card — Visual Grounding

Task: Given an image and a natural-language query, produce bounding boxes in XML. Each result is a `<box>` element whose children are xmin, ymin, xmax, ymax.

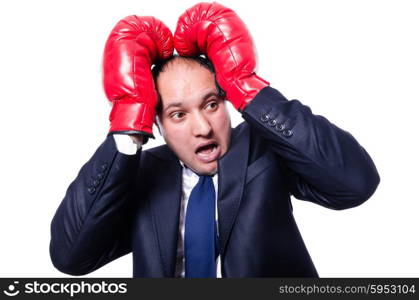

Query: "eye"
<box><xmin>170</xmin><ymin>111</ymin><xmax>186</xmax><ymax>120</ymax></box>
<box><xmin>205</xmin><ymin>100</ymin><xmax>219</xmax><ymax>111</ymax></box>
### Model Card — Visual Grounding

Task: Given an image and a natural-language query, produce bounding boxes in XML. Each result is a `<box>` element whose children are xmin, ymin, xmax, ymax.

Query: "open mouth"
<box><xmin>196</xmin><ymin>143</ymin><xmax>217</xmax><ymax>154</ymax></box>
<box><xmin>195</xmin><ymin>142</ymin><xmax>220</xmax><ymax>163</ymax></box>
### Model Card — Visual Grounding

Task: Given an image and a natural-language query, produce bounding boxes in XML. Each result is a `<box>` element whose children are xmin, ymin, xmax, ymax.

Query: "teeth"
<box><xmin>201</xmin><ymin>147</ymin><xmax>213</xmax><ymax>154</ymax></box>
<box><xmin>197</xmin><ymin>144</ymin><xmax>216</xmax><ymax>155</ymax></box>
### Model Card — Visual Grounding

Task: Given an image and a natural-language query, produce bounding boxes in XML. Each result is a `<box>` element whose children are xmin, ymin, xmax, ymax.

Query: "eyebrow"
<box><xmin>163</xmin><ymin>91</ymin><xmax>219</xmax><ymax>112</ymax></box>
<box><xmin>203</xmin><ymin>91</ymin><xmax>219</xmax><ymax>100</ymax></box>
<box><xmin>164</xmin><ymin>102</ymin><xmax>183</xmax><ymax>112</ymax></box>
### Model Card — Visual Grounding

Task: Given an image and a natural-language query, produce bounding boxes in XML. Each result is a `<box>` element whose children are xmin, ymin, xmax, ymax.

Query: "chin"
<box><xmin>191</xmin><ymin>162</ymin><xmax>218</xmax><ymax>176</ymax></box>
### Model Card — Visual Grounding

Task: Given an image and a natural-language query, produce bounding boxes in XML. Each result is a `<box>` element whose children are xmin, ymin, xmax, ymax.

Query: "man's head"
<box><xmin>153</xmin><ymin>56</ymin><xmax>232</xmax><ymax>175</ymax></box>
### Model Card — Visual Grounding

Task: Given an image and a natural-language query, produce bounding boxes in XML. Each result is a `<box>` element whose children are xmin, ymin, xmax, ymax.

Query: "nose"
<box><xmin>191</xmin><ymin>111</ymin><xmax>212</xmax><ymax>137</ymax></box>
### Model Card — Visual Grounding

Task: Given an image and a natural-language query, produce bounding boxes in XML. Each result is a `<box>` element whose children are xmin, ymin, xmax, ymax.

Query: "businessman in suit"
<box><xmin>50</xmin><ymin>3</ymin><xmax>380</xmax><ymax>277</ymax></box>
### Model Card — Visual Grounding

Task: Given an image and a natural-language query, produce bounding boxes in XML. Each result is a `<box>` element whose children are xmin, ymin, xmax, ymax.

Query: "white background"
<box><xmin>0</xmin><ymin>0</ymin><xmax>418</xmax><ymax>277</ymax></box>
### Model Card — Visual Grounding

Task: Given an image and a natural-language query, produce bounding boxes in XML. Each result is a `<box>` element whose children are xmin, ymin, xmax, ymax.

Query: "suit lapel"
<box><xmin>217</xmin><ymin>124</ymin><xmax>250</xmax><ymax>256</ymax></box>
<box><xmin>149</xmin><ymin>147</ymin><xmax>182</xmax><ymax>277</ymax></box>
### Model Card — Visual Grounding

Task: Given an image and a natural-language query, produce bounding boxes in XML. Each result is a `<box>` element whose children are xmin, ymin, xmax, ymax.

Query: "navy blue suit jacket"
<box><xmin>50</xmin><ymin>87</ymin><xmax>379</xmax><ymax>277</ymax></box>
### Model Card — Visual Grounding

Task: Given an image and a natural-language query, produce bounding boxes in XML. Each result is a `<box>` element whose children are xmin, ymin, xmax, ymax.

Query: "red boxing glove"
<box><xmin>103</xmin><ymin>15</ymin><xmax>173</xmax><ymax>138</ymax></box>
<box><xmin>174</xmin><ymin>2</ymin><xmax>269</xmax><ymax>111</ymax></box>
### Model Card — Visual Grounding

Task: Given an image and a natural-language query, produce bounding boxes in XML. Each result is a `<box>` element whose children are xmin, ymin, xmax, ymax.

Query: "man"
<box><xmin>50</xmin><ymin>3</ymin><xmax>379</xmax><ymax>277</ymax></box>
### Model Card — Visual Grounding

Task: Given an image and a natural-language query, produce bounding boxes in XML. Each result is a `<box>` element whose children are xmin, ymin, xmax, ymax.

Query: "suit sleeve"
<box><xmin>242</xmin><ymin>86</ymin><xmax>380</xmax><ymax>210</ymax></box>
<box><xmin>50</xmin><ymin>135</ymin><xmax>141</xmax><ymax>275</ymax></box>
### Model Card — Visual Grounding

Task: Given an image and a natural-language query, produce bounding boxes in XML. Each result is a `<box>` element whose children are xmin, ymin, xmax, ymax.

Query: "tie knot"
<box><xmin>196</xmin><ymin>175</ymin><xmax>215</xmax><ymax>193</ymax></box>
<box><xmin>199</xmin><ymin>174</ymin><xmax>212</xmax><ymax>181</ymax></box>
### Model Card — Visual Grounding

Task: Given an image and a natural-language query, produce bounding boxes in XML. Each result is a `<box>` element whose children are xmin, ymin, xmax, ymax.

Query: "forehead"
<box><xmin>156</xmin><ymin>60</ymin><xmax>217</xmax><ymax>106</ymax></box>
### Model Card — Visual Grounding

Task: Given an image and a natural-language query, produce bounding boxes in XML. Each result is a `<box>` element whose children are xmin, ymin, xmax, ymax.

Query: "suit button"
<box><xmin>93</xmin><ymin>179</ymin><xmax>100</xmax><ymax>187</ymax></box>
<box><xmin>268</xmin><ymin>119</ymin><xmax>278</xmax><ymax>126</ymax></box>
<box><xmin>100</xmin><ymin>163</ymin><xmax>108</xmax><ymax>171</ymax></box>
<box><xmin>97</xmin><ymin>172</ymin><xmax>104</xmax><ymax>180</ymax></box>
<box><xmin>87</xmin><ymin>187</ymin><xmax>95</xmax><ymax>194</ymax></box>
<box><xmin>260</xmin><ymin>113</ymin><xmax>271</xmax><ymax>122</ymax></box>
<box><xmin>283</xmin><ymin>129</ymin><xmax>293</xmax><ymax>137</ymax></box>
<box><xmin>275</xmin><ymin>123</ymin><xmax>286</xmax><ymax>132</ymax></box>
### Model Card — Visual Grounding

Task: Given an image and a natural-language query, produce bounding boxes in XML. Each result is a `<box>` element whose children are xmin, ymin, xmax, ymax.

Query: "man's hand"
<box><xmin>103</xmin><ymin>15</ymin><xmax>173</xmax><ymax>140</ymax></box>
<box><xmin>174</xmin><ymin>2</ymin><xmax>269</xmax><ymax>111</ymax></box>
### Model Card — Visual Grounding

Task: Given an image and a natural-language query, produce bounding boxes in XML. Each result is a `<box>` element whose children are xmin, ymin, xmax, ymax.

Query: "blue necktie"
<box><xmin>184</xmin><ymin>175</ymin><xmax>219</xmax><ymax>278</ymax></box>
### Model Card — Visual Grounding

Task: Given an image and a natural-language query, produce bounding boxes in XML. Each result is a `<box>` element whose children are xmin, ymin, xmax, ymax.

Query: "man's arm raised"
<box><xmin>174</xmin><ymin>2</ymin><xmax>379</xmax><ymax>210</ymax></box>
<box><xmin>50</xmin><ymin>15</ymin><xmax>173</xmax><ymax>275</ymax></box>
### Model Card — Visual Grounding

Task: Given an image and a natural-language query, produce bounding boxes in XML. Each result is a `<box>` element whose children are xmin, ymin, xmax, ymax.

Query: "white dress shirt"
<box><xmin>113</xmin><ymin>134</ymin><xmax>222</xmax><ymax>277</ymax></box>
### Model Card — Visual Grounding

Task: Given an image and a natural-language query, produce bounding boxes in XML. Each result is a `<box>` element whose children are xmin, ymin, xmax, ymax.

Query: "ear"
<box><xmin>155</xmin><ymin>115</ymin><xmax>164</xmax><ymax>136</ymax></box>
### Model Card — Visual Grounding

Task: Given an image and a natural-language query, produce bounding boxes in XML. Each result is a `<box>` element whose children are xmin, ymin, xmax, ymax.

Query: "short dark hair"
<box><xmin>152</xmin><ymin>55</ymin><xmax>226</xmax><ymax>115</ymax></box>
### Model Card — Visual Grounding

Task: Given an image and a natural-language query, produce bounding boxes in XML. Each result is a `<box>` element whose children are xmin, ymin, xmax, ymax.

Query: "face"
<box><xmin>156</xmin><ymin>60</ymin><xmax>232</xmax><ymax>175</ymax></box>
